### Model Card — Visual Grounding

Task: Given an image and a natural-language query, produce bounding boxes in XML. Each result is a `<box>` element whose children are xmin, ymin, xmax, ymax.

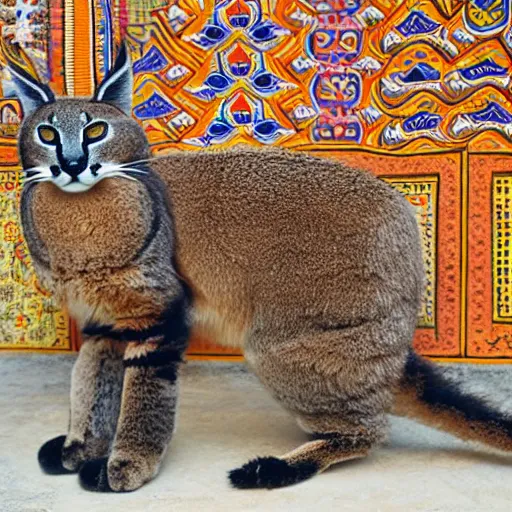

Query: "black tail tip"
<box><xmin>38</xmin><ymin>435</ymin><xmax>75</xmax><ymax>475</ymax></box>
<box><xmin>228</xmin><ymin>456</ymin><xmax>318</xmax><ymax>489</ymax></box>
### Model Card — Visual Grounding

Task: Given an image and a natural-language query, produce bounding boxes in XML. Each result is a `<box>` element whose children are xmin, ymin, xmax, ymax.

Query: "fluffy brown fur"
<box><xmin>10</xmin><ymin>44</ymin><xmax>512</xmax><ymax>493</ymax></box>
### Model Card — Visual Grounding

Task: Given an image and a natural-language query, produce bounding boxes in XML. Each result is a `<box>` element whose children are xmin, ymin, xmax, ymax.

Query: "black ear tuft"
<box><xmin>92</xmin><ymin>41</ymin><xmax>133</xmax><ymax>116</ymax></box>
<box><xmin>2</xmin><ymin>40</ymin><xmax>55</xmax><ymax>117</ymax></box>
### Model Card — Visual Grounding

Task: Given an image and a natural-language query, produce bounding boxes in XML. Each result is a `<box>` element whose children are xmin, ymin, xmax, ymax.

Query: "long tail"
<box><xmin>393</xmin><ymin>351</ymin><xmax>512</xmax><ymax>452</ymax></box>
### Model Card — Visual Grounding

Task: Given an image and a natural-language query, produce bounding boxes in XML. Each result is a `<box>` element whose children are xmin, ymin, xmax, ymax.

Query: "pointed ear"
<box><xmin>2</xmin><ymin>41</ymin><xmax>55</xmax><ymax>117</ymax></box>
<box><xmin>93</xmin><ymin>42</ymin><xmax>133</xmax><ymax>116</ymax></box>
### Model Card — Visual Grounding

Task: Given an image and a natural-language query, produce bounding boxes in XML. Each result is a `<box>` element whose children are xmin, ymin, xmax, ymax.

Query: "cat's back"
<box><xmin>154</xmin><ymin>145</ymin><xmax>409</xmax><ymax>236</ymax></box>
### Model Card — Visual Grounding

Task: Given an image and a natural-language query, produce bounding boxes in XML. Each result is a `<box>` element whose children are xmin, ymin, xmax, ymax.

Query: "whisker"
<box><xmin>107</xmin><ymin>171</ymin><xmax>137</xmax><ymax>182</ymax></box>
<box><xmin>97</xmin><ymin>167</ymin><xmax>147</xmax><ymax>179</ymax></box>
<box><xmin>23</xmin><ymin>173</ymin><xmax>49</xmax><ymax>183</ymax></box>
<box><xmin>23</xmin><ymin>176</ymin><xmax>46</xmax><ymax>185</ymax></box>
<box><xmin>118</xmin><ymin>155</ymin><xmax>168</xmax><ymax>168</ymax></box>
<box><xmin>23</xmin><ymin>171</ymin><xmax>43</xmax><ymax>179</ymax></box>
<box><xmin>116</xmin><ymin>167</ymin><xmax>148</xmax><ymax>175</ymax></box>
<box><xmin>96</xmin><ymin>164</ymin><xmax>148</xmax><ymax>175</ymax></box>
<box><xmin>98</xmin><ymin>167</ymin><xmax>139</xmax><ymax>180</ymax></box>
<box><xmin>22</xmin><ymin>166</ymin><xmax>46</xmax><ymax>174</ymax></box>
<box><xmin>118</xmin><ymin>158</ymin><xmax>155</xmax><ymax>167</ymax></box>
<box><xmin>23</xmin><ymin>171</ymin><xmax>42</xmax><ymax>178</ymax></box>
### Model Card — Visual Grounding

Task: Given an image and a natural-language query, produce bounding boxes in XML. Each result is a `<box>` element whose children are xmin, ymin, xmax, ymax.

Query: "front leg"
<box><xmin>38</xmin><ymin>337</ymin><xmax>124</xmax><ymax>474</ymax></box>
<box><xmin>78</xmin><ymin>295</ymin><xmax>190</xmax><ymax>492</ymax></box>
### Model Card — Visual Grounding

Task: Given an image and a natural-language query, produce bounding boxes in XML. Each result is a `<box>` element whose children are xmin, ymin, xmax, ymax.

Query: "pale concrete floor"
<box><xmin>1</xmin><ymin>354</ymin><xmax>512</xmax><ymax>512</ymax></box>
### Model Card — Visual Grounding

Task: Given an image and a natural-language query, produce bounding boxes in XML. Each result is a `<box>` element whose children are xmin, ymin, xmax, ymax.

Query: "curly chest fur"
<box><xmin>28</xmin><ymin>179</ymin><xmax>154</xmax><ymax>272</ymax></box>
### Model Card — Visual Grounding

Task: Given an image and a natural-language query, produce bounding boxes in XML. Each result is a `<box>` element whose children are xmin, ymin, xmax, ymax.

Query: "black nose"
<box><xmin>63</xmin><ymin>158</ymin><xmax>87</xmax><ymax>179</ymax></box>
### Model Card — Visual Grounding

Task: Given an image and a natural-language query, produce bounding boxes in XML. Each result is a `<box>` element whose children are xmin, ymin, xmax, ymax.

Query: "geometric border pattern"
<box><xmin>0</xmin><ymin>171</ymin><xmax>70</xmax><ymax>350</ymax></box>
<box><xmin>384</xmin><ymin>176</ymin><xmax>438</xmax><ymax>328</ymax></box>
<box><xmin>493</xmin><ymin>174</ymin><xmax>512</xmax><ymax>322</ymax></box>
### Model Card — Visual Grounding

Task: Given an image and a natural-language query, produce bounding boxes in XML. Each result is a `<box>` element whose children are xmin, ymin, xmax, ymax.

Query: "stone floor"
<box><xmin>1</xmin><ymin>353</ymin><xmax>512</xmax><ymax>512</ymax></box>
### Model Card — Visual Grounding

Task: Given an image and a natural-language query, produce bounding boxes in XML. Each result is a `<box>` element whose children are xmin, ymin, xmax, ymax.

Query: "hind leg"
<box><xmin>230</xmin><ymin>324</ymin><xmax>409</xmax><ymax>489</ymax></box>
<box><xmin>230</xmin><ymin>415</ymin><xmax>385</xmax><ymax>489</ymax></box>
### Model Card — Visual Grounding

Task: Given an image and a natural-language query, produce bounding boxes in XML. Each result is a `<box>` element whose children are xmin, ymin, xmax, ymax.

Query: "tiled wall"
<box><xmin>0</xmin><ymin>1</ymin><xmax>511</xmax><ymax>361</ymax></box>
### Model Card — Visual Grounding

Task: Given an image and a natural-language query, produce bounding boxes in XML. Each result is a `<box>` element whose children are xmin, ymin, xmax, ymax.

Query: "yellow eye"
<box><xmin>38</xmin><ymin>126</ymin><xmax>56</xmax><ymax>144</ymax></box>
<box><xmin>85</xmin><ymin>122</ymin><xmax>107</xmax><ymax>141</ymax></box>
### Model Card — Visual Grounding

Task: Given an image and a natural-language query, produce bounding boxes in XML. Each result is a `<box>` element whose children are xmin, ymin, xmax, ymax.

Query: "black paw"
<box><xmin>228</xmin><ymin>456</ymin><xmax>319</xmax><ymax>489</ymax></box>
<box><xmin>38</xmin><ymin>435</ymin><xmax>75</xmax><ymax>475</ymax></box>
<box><xmin>79</xmin><ymin>458</ymin><xmax>113</xmax><ymax>492</ymax></box>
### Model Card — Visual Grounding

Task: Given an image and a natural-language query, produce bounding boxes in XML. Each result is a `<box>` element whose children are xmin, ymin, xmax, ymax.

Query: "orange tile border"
<box><xmin>467</xmin><ymin>154</ymin><xmax>512</xmax><ymax>357</ymax></box>
<box><xmin>65</xmin><ymin>0</ymin><xmax>94</xmax><ymax>96</ymax></box>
